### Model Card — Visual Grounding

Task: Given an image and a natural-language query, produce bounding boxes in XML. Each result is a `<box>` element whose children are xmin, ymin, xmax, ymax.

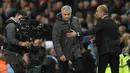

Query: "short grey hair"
<box><xmin>61</xmin><ymin>5</ymin><xmax>72</xmax><ymax>12</ymax></box>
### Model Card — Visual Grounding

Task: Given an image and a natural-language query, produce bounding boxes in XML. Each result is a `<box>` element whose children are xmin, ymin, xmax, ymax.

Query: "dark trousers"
<box><xmin>82</xmin><ymin>51</ymin><xmax>96</xmax><ymax>73</ymax></box>
<box><xmin>98</xmin><ymin>53</ymin><xmax>119</xmax><ymax>73</ymax></box>
<box><xmin>3</xmin><ymin>49</ymin><xmax>26</xmax><ymax>73</ymax></box>
<box><xmin>59</xmin><ymin>58</ymin><xmax>82</xmax><ymax>73</ymax></box>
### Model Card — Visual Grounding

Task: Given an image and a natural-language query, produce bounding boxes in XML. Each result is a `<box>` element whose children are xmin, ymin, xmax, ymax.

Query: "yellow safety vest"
<box><xmin>105</xmin><ymin>54</ymin><xmax>130</xmax><ymax>73</ymax></box>
<box><xmin>97</xmin><ymin>54</ymin><xmax>130</xmax><ymax>73</ymax></box>
<box><xmin>121</xmin><ymin>54</ymin><xmax>130</xmax><ymax>73</ymax></box>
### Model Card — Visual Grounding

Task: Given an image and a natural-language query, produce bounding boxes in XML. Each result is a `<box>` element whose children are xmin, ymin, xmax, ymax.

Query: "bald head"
<box><xmin>34</xmin><ymin>39</ymin><xmax>41</xmax><ymax>47</ymax></box>
<box><xmin>97</xmin><ymin>5</ymin><xmax>108</xmax><ymax>13</ymax></box>
<box><xmin>96</xmin><ymin>4</ymin><xmax>108</xmax><ymax>18</ymax></box>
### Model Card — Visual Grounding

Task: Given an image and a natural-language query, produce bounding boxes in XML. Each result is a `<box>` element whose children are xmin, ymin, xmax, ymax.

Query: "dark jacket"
<box><xmin>52</xmin><ymin>13</ymin><xmax>82</xmax><ymax>60</ymax></box>
<box><xmin>4</xmin><ymin>17</ymin><xmax>26</xmax><ymax>55</ymax></box>
<box><xmin>81</xmin><ymin>16</ymin><xmax>121</xmax><ymax>55</ymax></box>
<box><xmin>43</xmin><ymin>57</ymin><xmax>57</xmax><ymax>73</ymax></box>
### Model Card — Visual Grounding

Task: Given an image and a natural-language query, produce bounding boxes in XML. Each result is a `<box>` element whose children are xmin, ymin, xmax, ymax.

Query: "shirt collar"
<box><xmin>102</xmin><ymin>15</ymin><xmax>108</xmax><ymax>19</ymax></box>
<box><xmin>10</xmin><ymin>17</ymin><xmax>17</xmax><ymax>22</ymax></box>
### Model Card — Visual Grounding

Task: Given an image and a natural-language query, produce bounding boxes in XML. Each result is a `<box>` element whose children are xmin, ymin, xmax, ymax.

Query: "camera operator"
<box><xmin>29</xmin><ymin>39</ymin><xmax>43</xmax><ymax>66</ymax></box>
<box><xmin>3</xmin><ymin>10</ymin><xmax>30</xmax><ymax>73</ymax></box>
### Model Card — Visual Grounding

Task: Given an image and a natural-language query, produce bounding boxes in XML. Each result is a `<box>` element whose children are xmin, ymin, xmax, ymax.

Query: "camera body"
<box><xmin>18</xmin><ymin>19</ymin><xmax>42</xmax><ymax>41</ymax></box>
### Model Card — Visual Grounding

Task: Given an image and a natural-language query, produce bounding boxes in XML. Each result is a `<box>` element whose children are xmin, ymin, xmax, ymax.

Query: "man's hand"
<box><xmin>19</xmin><ymin>41</ymin><xmax>30</xmax><ymax>47</ymax></box>
<box><xmin>60</xmin><ymin>55</ymin><xmax>67</xmax><ymax>61</ymax></box>
<box><xmin>90</xmin><ymin>37</ymin><xmax>95</xmax><ymax>44</ymax></box>
<box><xmin>66</xmin><ymin>31</ymin><xmax>77</xmax><ymax>38</ymax></box>
<box><xmin>68</xmin><ymin>60</ymin><xmax>72</xmax><ymax>65</ymax></box>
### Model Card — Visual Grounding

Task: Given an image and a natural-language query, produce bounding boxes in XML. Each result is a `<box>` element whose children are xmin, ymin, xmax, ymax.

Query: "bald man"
<box><xmin>67</xmin><ymin>5</ymin><xmax>120</xmax><ymax>73</ymax></box>
<box><xmin>33</xmin><ymin>39</ymin><xmax>41</xmax><ymax>47</ymax></box>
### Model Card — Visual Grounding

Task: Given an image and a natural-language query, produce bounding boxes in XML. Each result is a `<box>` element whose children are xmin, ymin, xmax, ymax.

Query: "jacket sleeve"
<box><xmin>6</xmin><ymin>23</ymin><xmax>19</xmax><ymax>45</ymax></box>
<box><xmin>52</xmin><ymin>22</ymin><xmax>64</xmax><ymax>57</ymax></box>
<box><xmin>80</xmin><ymin>19</ymin><xmax>103</xmax><ymax>36</ymax></box>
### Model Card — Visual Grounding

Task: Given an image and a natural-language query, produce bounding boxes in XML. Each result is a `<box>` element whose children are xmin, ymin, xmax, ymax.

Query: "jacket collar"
<box><xmin>102</xmin><ymin>15</ymin><xmax>108</xmax><ymax>19</ymax></box>
<box><xmin>56</xmin><ymin>12</ymin><xmax>72</xmax><ymax>25</ymax></box>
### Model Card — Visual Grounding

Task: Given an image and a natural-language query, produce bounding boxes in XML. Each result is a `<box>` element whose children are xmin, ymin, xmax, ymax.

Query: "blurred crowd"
<box><xmin>0</xmin><ymin>0</ymin><xmax>130</xmax><ymax>73</ymax></box>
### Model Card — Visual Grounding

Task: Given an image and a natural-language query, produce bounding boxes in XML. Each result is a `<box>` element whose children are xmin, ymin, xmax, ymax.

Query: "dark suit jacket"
<box><xmin>81</xmin><ymin>16</ymin><xmax>121</xmax><ymax>55</ymax></box>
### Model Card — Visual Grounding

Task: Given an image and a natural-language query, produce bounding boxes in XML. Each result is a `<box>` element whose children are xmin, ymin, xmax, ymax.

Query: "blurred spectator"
<box><xmin>127</xmin><ymin>13</ymin><xmax>130</xmax><ymax>33</ymax></box>
<box><xmin>83</xmin><ymin>1</ymin><xmax>91</xmax><ymax>18</ymax></box>
<box><xmin>125</xmin><ymin>2</ymin><xmax>130</xmax><ymax>14</ymax></box>
<box><xmin>75</xmin><ymin>12</ymin><xmax>83</xmax><ymax>18</ymax></box>
<box><xmin>49</xmin><ymin>11</ymin><xmax>55</xmax><ymax>26</ymax></box>
<box><xmin>85</xmin><ymin>12</ymin><xmax>94</xmax><ymax>29</ymax></box>
<box><xmin>43</xmin><ymin>48</ymin><xmax>58</xmax><ymax>73</ymax></box>
<box><xmin>53</xmin><ymin>1</ymin><xmax>63</xmax><ymax>15</ymax></box>
<box><xmin>29</xmin><ymin>1</ymin><xmax>39</xmax><ymax>19</ymax></box>
<box><xmin>23</xmin><ymin>4</ymin><xmax>31</xmax><ymax>18</ymax></box>
<box><xmin>39</xmin><ymin>0</ymin><xmax>48</xmax><ymax>13</ymax></box>
<box><xmin>119</xmin><ymin>26</ymin><xmax>130</xmax><ymax>50</ymax></box>
<box><xmin>0</xmin><ymin>50</ymin><xmax>8</xmax><ymax>73</ymax></box>
<box><xmin>109</xmin><ymin>0</ymin><xmax>124</xmax><ymax>15</ymax></box>
<box><xmin>111</xmin><ymin>13</ymin><xmax>118</xmax><ymax>20</ymax></box>
<box><xmin>40</xmin><ymin>16</ymin><xmax>52</xmax><ymax>40</ymax></box>
<box><xmin>19</xmin><ymin>0</ymin><xmax>28</xmax><ymax>9</ymax></box>
<box><xmin>120</xmin><ymin>14</ymin><xmax>128</xmax><ymax>26</ymax></box>
<box><xmin>36</xmin><ymin>15</ymin><xmax>42</xmax><ymax>22</ymax></box>
<box><xmin>29</xmin><ymin>39</ymin><xmax>45</xmax><ymax>66</ymax></box>
<box><xmin>83</xmin><ymin>1</ymin><xmax>90</xmax><ymax>11</ymax></box>
<box><xmin>47</xmin><ymin>0</ymin><xmax>55</xmax><ymax>11</ymax></box>
<box><xmin>23</xmin><ymin>53</ymin><xmax>30</xmax><ymax>64</ymax></box>
<box><xmin>44</xmin><ymin>8</ymin><xmax>50</xmax><ymax>17</ymax></box>
<box><xmin>81</xmin><ymin>12</ymin><xmax>94</xmax><ymax>31</ymax></box>
<box><xmin>113</xmin><ymin>15</ymin><xmax>122</xmax><ymax>26</ymax></box>
<box><xmin>76</xmin><ymin>1</ymin><xmax>84</xmax><ymax>12</ymax></box>
<box><xmin>1</xmin><ymin>0</ymin><xmax>13</xmax><ymax>22</ymax></box>
<box><xmin>90</xmin><ymin>0</ymin><xmax>98</xmax><ymax>13</ymax></box>
<box><xmin>122</xmin><ymin>35</ymin><xmax>130</xmax><ymax>54</ymax></box>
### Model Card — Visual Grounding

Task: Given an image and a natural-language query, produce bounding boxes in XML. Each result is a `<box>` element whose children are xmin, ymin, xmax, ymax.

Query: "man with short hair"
<box><xmin>3</xmin><ymin>10</ymin><xmax>30</xmax><ymax>73</ymax></box>
<box><xmin>52</xmin><ymin>5</ymin><xmax>82</xmax><ymax>73</ymax></box>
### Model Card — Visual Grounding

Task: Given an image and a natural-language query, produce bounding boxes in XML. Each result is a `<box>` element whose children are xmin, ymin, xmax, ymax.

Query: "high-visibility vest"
<box><xmin>97</xmin><ymin>54</ymin><xmax>130</xmax><ymax>73</ymax></box>
<box><xmin>105</xmin><ymin>64</ymin><xmax>111</xmax><ymax>73</ymax></box>
<box><xmin>121</xmin><ymin>54</ymin><xmax>130</xmax><ymax>73</ymax></box>
<box><xmin>105</xmin><ymin>54</ymin><xmax>130</xmax><ymax>73</ymax></box>
<box><xmin>119</xmin><ymin>54</ymin><xmax>124</xmax><ymax>73</ymax></box>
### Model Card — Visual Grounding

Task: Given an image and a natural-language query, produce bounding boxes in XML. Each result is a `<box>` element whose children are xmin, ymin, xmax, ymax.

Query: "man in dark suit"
<box><xmin>52</xmin><ymin>5</ymin><xmax>82</xmax><ymax>73</ymax></box>
<box><xmin>67</xmin><ymin>5</ymin><xmax>120</xmax><ymax>73</ymax></box>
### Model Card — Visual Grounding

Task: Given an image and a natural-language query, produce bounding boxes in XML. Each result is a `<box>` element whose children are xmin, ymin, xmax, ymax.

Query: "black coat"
<box><xmin>52</xmin><ymin>13</ymin><xmax>82</xmax><ymax>60</ymax></box>
<box><xmin>81</xmin><ymin>16</ymin><xmax>121</xmax><ymax>55</ymax></box>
